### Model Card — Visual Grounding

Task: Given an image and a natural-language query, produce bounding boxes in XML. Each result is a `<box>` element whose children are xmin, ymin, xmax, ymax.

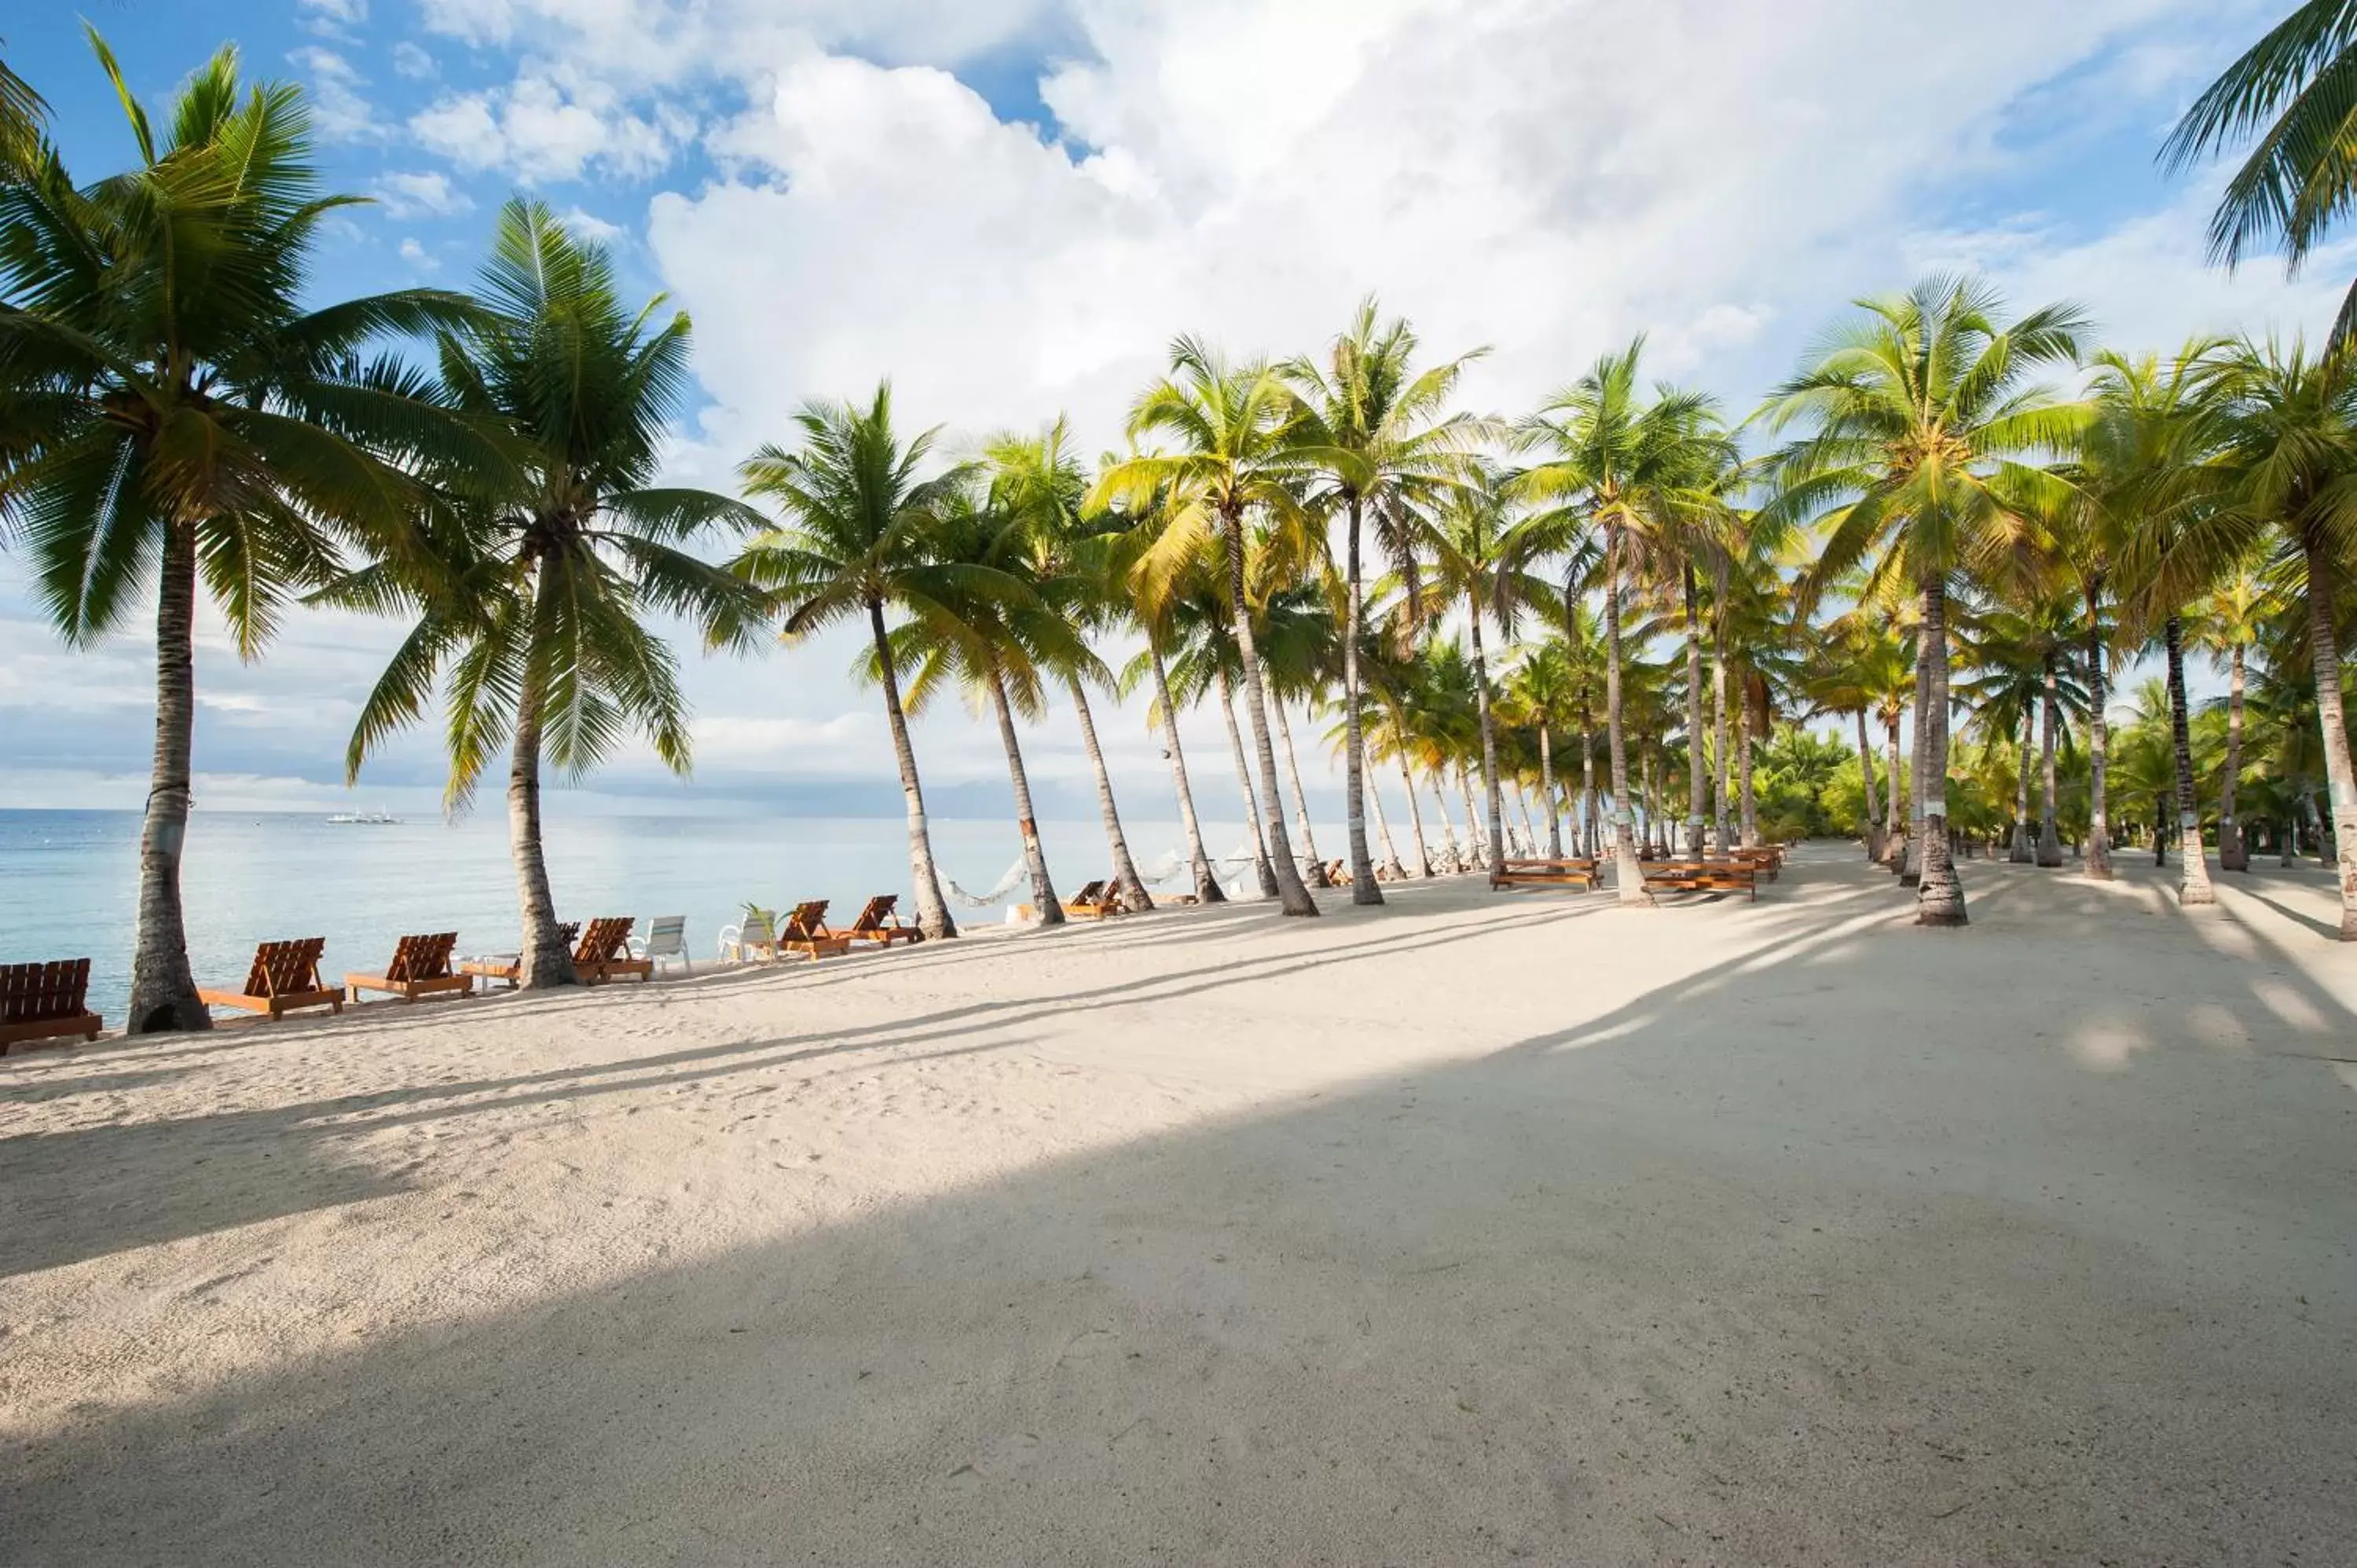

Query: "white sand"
<box><xmin>4</xmin><ymin>849</ymin><xmax>2354</xmax><ymax>1565</ymax></box>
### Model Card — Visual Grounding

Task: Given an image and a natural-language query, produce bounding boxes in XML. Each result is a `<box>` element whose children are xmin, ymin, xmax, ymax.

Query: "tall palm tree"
<box><xmin>2</xmin><ymin>41</ymin><xmax>486</xmax><ymax>1030</ymax></box>
<box><xmin>1</xmin><ymin>41</ymin><xmax>47</xmax><ymax>176</ymax></box>
<box><xmin>1159</xmin><ymin>573</ymin><xmax>1282</xmax><ymax>897</ymax></box>
<box><xmin>1095</xmin><ymin>336</ymin><xmax>1320</xmax><ymax>917</ymax></box>
<box><xmin>734</xmin><ymin>383</ymin><xmax>975</xmax><ymax>940</ymax></box>
<box><xmin>1116</xmin><ymin>522</ymin><xmax>1226</xmax><ymax>905</ymax></box>
<box><xmin>1284</xmin><ymin>299</ymin><xmax>1487</xmax><ymax>903</ymax></box>
<box><xmin>340</xmin><ymin>200</ymin><xmax>764</xmax><ymax>986</ymax></box>
<box><xmin>1503</xmin><ymin>639</ymin><xmax>1579</xmax><ymax>858</ymax></box>
<box><xmin>1516</xmin><ymin>339</ymin><xmax>1727</xmax><ymax>905</ymax></box>
<box><xmin>1765</xmin><ymin>274</ymin><xmax>2090</xmax><ymax>926</ymax></box>
<box><xmin>2189</xmin><ymin>563</ymin><xmax>2269</xmax><ymax>870</ymax></box>
<box><xmin>2164</xmin><ymin>2</ymin><xmax>2357</xmax><ymax>349</ymax></box>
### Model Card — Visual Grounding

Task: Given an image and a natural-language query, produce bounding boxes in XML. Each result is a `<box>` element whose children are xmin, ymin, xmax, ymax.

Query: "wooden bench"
<box><xmin>199</xmin><ymin>938</ymin><xmax>346</xmax><ymax>1020</ymax></box>
<box><xmin>1640</xmin><ymin>861</ymin><xmax>1759</xmax><ymax>900</ymax></box>
<box><xmin>1727</xmin><ymin>845</ymin><xmax>1784</xmax><ymax>881</ymax></box>
<box><xmin>346</xmin><ymin>932</ymin><xmax>472</xmax><ymax>1003</ymax></box>
<box><xmin>460</xmin><ymin>921</ymin><xmax>580</xmax><ymax>988</ymax></box>
<box><xmin>1</xmin><ymin>958</ymin><xmax>104</xmax><ymax>1053</ymax></box>
<box><xmin>1492</xmin><ymin>857</ymin><xmax>1601</xmax><ymax>891</ymax></box>
<box><xmin>575</xmin><ymin>916</ymin><xmax>653</xmax><ymax>984</ymax></box>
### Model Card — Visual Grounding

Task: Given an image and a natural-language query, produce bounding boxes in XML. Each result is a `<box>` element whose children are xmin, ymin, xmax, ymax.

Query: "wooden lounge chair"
<box><xmin>1324</xmin><ymin>859</ymin><xmax>1353</xmax><ymax>885</ymax></box>
<box><xmin>198</xmin><ymin>938</ymin><xmax>345</xmax><ymax>1020</ymax></box>
<box><xmin>1</xmin><ymin>958</ymin><xmax>104</xmax><ymax>1053</ymax></box>
<box><xmin>824</xmin><ymin>895</ymin><xmax>922</xmax><ymax>947</ymax></box>
<box><xmin>1640</xmin><ymin>860</ymin><xmax>1758</xmax><ymax>901</ymax></box>
<box><xmin>575</xmin><ymin>916</ymin><xmax>652</xmax><ymax>984</ymax></box>
<box><xmin>779</xmin><ymin>899</ymin><xmax>852</xmax><ymax>959</ymax></box>
<box><xmin>632</xmin><ymin>915</ymin><xmax>691</xmax><ymax>975</ymax></box>
<box><xmin>1492</xmin><ymin>856</ymin><xmax>1601</xmax><ymax>891</ymax></box>
<box><xmin>1061</xmin><ymin>881</ymin><xmax>1122</xmax><ymax>920</ymax></box>
<box><xmin>460</xmin><ymin>922</ymin><xmax>581</xmax><ymax>988</ymax></box>
<box><xmin>346</xmin><ymin>932</ymin><xmax>472</xmax><ymax>1003</ymax></box>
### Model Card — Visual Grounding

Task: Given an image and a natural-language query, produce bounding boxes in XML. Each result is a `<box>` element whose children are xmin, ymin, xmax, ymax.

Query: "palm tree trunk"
<box><xmin>1739</xmin><ymin>680</ymin><xmax>1760</xmax><ymax>850</ymax></box>
<box><xmin>508</xmin><ymin>663</ymin><xmax>579</xmax><ymax>990</ymax></box>
<box><xmin>1364</xmin><ymin>767</ymin><xmax>1406</xmax><ymax>878</ymax></box>
<box><xmin>1539</xmin><ymin>724</ymin><xmax>1563</xmax><ymax>859</ymax></box>
<box><xmin>1854</xmin><ymin>709</ymin><xmax>1883</xmax><ymax>859</ymax></box>
<box><xmin>1467</xmin><ymin>595</ymin><xmax>1508</xmax><ymax>870</ymax></box>
<box><xmin>988</xmin><ymin>672</ymin><xmax>1065</xmax><ymax>926</ymax></box>
<box><xmin>1916</xmin><ymin>579</ymin><xmax>1967</xmax><ymax>925</ymax></box>
<box><xmin>1223</xmin><ymin>510</ymin><xmax>1320</xmax><ymax>917</ymax></box>
<box><xmin>1882</xmin><ymin>706</ymin><xmax>1904</xmax><ymax>869</ymax></box>
<box><xmin>1904</xmin><ymin>623</ymin><xmax>1930</xmax><ymax>886</ymax></box>
<box><xmin>2037</xmin><ymin>659</ymin><xmax>2063</xmax><ymax>866</ymax></box>
<box><xmin>1641</xmin><ymin>749</ymin><xmax>1659</xmax><ymax>856</ymax></box>
<box><xmin>1510</xmin><ymin>779</ymin><xmax>1538</xmax><ymax>857</ymax></box>
<box><xmin>871</xmin><ymin>597</ymin><xmax>957</xmax><ymax>940</ymax></box>
<box><xmin>1457</xmin><ymin>764</ymin><xmax>1487</xmax><ymax>870</ymax></box>
<box><xmin>1149</xmin><ymin>641</ymin><xmax>1224</xmax><ymax>904</ymax></box>
<box><xmin>1065</xmin><ymin>674</ymin><xmax>1152</xmax><ymax>911</ymax></box>
<box><xmin>2165</xmin><ymin>615</ymin><xmax>2216</xmax><ymax>907</ymax></box>
<box><xmin>2010</xmin><ymin>709</ymin><xmax>2035</xmax><ymax>863</ymax></box>
<box><xmin>1603</xmin><ymin>522</ymin><xmax>1652</xmax><ymax>905</ymax></box>
<box><xmin>1342</xmin><ymin>494</ymin><xmax>1381</xmax><ymax>904</ymax></box>
<box><xmin>1684</xmin><ymin>566</ymin><xmax>1707</xmax><ymax>855</ymax></box>
<box><xmin>2220</xmin><ymin>644</ymin><xmax>2248</xmax><ymax>871</ymax></box>
<box><xmin>1395</xmin><ymin>749</ymin><xmax>1432</xmax><ymax>877</ymax></box>
<box><xmin>2300</xmin><ymin>535</ymin><xmax>2357</xmax><ymax>938</ymax></box>
<box><xmin>1215</xmin><ymin>663</ymin><xmax>1280</xmax><ymax>899</ymax></box>
<box><xmin>1430</xmin><ymin>770</ymin><xmax>1464</xmax><ymax>873</ymax></box>
<box><xmin>1711</xmin><ymin>562</ymin><xmax>1732</xmax><ymax>854</ymax></box>
<box><xmin>2084</xmin><ymin>588</ymin><xmax>2113</xmax><ymax>881</ymax></box>
<box><xmin>1272</xmin><ymin>699</ymin><xmax>1328</xmax><ymax>885</ymax></box>
<box><xmin>1580</xmin><ymin>724</ymin><xmax>1599</xmax><ymax>860</ymax></box>
<box><xmin>126</xmin><ymin>522</ymin><xmax>210</xmax><ymax>1033</ymax></box>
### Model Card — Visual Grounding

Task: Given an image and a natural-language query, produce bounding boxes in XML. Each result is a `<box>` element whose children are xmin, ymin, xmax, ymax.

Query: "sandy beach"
<box><xmin>4</xmin><ymin>849</ymin><xmax>2354</xmax><ymax>1565</ymax></box>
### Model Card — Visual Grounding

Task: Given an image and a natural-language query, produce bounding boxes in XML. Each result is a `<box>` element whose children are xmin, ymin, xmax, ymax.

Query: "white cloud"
<box><xmin>392</xmin><ymin>41</ymin><xmax>438</xmax><ymax>79</ymax></box>
<box><xmin>288</xmin><ymin>46</ymin><xmax>383</xmax><ymax>141</ymax></box>
<box><xmin>301</xmin><ymin>0</ymin><xmax>368</xmax><ymax>20</ymax></box>
<box><xmin>372</xmin><ymin>170</ymin><xmax>472</xmax><ymax>218</ymax></box>
<box><xmin>413</xmin><ymin>71</ymin><xmax>680</xmax><ymax>182</ymax></box>
<box><xmin>556</xmin><ymin>207</ymin><xmax>625</xmax><ymax>243</ymax></box>
<box><xmin>398</xmin><ymin>237</ymin><xmax>437</xmax><ymax>269</ymax></box>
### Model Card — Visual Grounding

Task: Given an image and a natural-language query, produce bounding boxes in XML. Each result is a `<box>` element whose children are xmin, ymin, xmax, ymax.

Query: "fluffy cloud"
<box><xmin>413</xmin><ymin>72</ymin><xmax>684</xmax><ymax>183</ymax></box>
<box><xmin>288</xmin><ymin>46</ymin><xmax>383</xmax><ymax>142</ymax></box>
<box><xmin>392</xmin><ymin>42</ymin><xmax>438</xmax><ymax>80</ymax></box>
<box><xmin>372</xmin><ymin>170</ymin><xmax>471</xmax><ymax>218</ymax></box>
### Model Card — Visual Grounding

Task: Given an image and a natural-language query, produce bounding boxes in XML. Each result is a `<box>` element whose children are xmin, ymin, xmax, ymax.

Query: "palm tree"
<box><xmin>1116</xmin><ymin>523</ymin><xmax>1226</xmax><ymax>905</ymax></box>
<box><xmin>2</xmin><ymin>42</ymin><xmax>486</xmax><ymax>1030</ymax></box>
<box><xmin>2163</xmin><ymin>4</ymin><xmax>2357</xmax><ymax>349</ymax></box>
<box><xmin>341</xmin><ymin>202</ymin><xmax>764</xmax><ymax>985</ymax></box>
<box><xmin>1</xmin><ymin>41</ymin><xmax>46</xmax><ymax>175</ymax></box>
<box><xmin>2189</xmin><ymin>564</ymin><xmax>2267</xmax><ymax>871</ymax></box>
<box><xmin>1096</xmin><ymin>336</ymin><xmax>1320</xmax><ymax>916</ymax></box>
<box><xmin>1160</xmin><ymin>573</ymin><xmax>1282</xmax><ymax>897</ymax></box>
<box><xmin>1516</xmin><ymin>339</ymin><xmax>1727</xmax><ymax>905</ymax></box>
<box><xmin>734</xmin><ymin>383</ymin><xmax>974</xmax><ymax>940</ymax></box>
<box><xmin>1504</xmin><ymin>639</ymin><xmax>1579</xmax><ymax>858</ymax></box>
<box><xmin>1284</xmin><ymin>299</ymin><xmax>1487</xmax><ymax>903</ymax></box>
<box><xmin>1251</xmin><ymin>574</ymin><xmax>1343</xmax><ymax>885</ymax></box>
<box><xmin>1765</xmin><ymin>274</ymin><xmax>2090</xmax><ymax>926</ymax></box>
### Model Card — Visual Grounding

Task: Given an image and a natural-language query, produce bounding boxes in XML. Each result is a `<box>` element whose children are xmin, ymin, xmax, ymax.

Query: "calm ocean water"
<box><xmin>0</xmin><ymin>808</ymin><xmax>1329</xmax><ymax>1025</ymax></box>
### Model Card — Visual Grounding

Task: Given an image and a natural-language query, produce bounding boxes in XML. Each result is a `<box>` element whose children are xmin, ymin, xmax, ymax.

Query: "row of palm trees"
<box><xmin>5</xmin><ymin>20</ymin><xmax>2356</xmax><ymax>1037</ymax></box>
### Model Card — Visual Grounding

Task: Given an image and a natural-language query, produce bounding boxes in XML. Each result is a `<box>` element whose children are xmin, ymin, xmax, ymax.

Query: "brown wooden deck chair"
<box><xmin>346</xmin><ymin>932</ymin><xmax>471</xmax><ymax>1003</ymax></box>
<box><xmin>826</xmin><ymin>894</ymin><xmax>922</xmax><ymax>947</ymax></box>
<box><xmin>460</xmin><ymin>922</ymin><xmax>581</xmax><ymax>988</ymax></box>
<box><xmin>574</xmin><ymin>917</ymin><xmax>652</xmax><ymax>984</ymax></box>
<box><xmin>1</xmin><ymin>958</ymin><xmax>104</xmax><ymax>1053</ymax></box>
<box><xmin>779</xmin><ymin>899</ymin><xmax>852</xmax><ymax>959</ymax></box>
<box><xmin>198</xmin><ymin>938</ymin><xmax>344</xmax><ymax>1020</ymax></box>
<box><xmin>1492</xmin><ymin>856</ymin><xmax>1600</xmax><ymax>890</ymax></box>
<box><xmin>1060</xmin><ymin>880</ymin><xmax>1120</xmax><ymax>919</ymax></box>
<box><xmin>1640</xmin><ymin>860</ymin><xmax>1758</xmax><ymax>901</ymax></box>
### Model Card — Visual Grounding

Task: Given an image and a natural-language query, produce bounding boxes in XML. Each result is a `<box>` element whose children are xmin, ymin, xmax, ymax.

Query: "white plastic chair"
<box><xmin>630</xmin><ymin>914</ymin><xmax>691</xmax><ymax>976</ymax></box>
<box><xmin>716</xmin><ymin>909</ymin><xmax>778</xmax><ymax>964</ymax></box>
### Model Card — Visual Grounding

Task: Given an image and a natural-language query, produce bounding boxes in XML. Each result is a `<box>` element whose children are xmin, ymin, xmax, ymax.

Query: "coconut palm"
<box><xmin>1503</xmin><ymin>639</ymin><xmax>1579</xmax><ymax>858</ymax></box>
<box><xmin>2</xmin><ymin>42</ymin><xmax>489</xmax><ymax>1030</ymax></box>
<box><xmin>1</xmin><ymin>43</ymin><xmax>46</xmax><ymax>176</ymax></box>
<box><xmin>1516</xmin><ymin>339</ymin><xmax>1728</xmax><ymax>904</ymax></box>
<box><xmin>1765</xmin><ymin>274</ymin><xmax>2091</xmax><ymax>926</ymax></box>
<box><xmin>1116</xmin><ymin>520</ymin><xmax>1227</xmax><ymax>905</ymax></box>
<box><xmin>1283</xmin><ymin>299</ymin><xmax>1488</xmax><ymax>903</ymax></box>
<box><xmin>1157</xmin><ymin>573</ymin><xmax>1282</xmax><ymax>897</ymax></box>
<box><xmin>338</xmin><ymin>200</ymin><xmax>764</xmax><ymax>988</ymax></box>
<box><xmin>1096</xmin><ymin>338</ymin><xmax>1321</xmax><ymax>916</ymax></box>
<box><xmin>734</xmin><ymin>383</ymin><xmax>976</xmax><ymax>940</ymax></box>
<box><xmin>2188</xmin><ymin>563</ymin><xmax>2269</xmax><ymax>870</ymax></box>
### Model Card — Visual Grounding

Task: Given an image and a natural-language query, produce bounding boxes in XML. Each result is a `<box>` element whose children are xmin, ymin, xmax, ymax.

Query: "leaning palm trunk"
<box><xmin>1456</xmin><ymin>765</ymin><xmax>1488</xmax><ymax>870</ymax></box>
<box><xmin>1602</xmin><ymin>524</ymin><xmax>1652</xmax><ymax>905</ymax></box>
<box><xmin>1395</xmin><ymin>750</ymin><xmax>1433</xmax><ymax>877</ymax></box>
<box><xmin>1341</xmin><ymin>495</ymin><xmax>1382</xmax><ymax>903</ymax></box>
<box><xmin>2219</xmin><ymin>644</ymin><xmax>2248</xmax><ymax>872</ymax></box>
<box><xmin>1364</xmin><ymin>768</ymin><xmax>1407</xmax><ymax>878</ymax></box>
<box><xmin>2300</xmin><ymin>537</ymin><xmax>2357</xmax><ymax>938</ymax></box>
<box><xmin>508</xmin><ymin>673</ymin><xmax>579</xmax><ymax>989</ymax></box>
<box><xmin>1684</xmin><ymin>568</ymin><xmax>1707</xmax><ymax>855</ymax></box>
<box><xmin>2164</xmin><ymin>615</ymin><xmax>2216</xmax><ymax>907</ymax></box>
<box><xmin>1904</xmin><ymin>625</ymin><xmax>1931</xmax><ymax>886</ymax></box>
<box><xmin>1149</xmin><ymin>643</ymin><xmax>1224</xmax><ymax>904</ymax></box>
<box><xmin>2010</xmin><ymin>710</ymin><xmax>2035</xmax><ymax>863</ymax></box>
<box><xmin>1854</xmin><ymin>709</ymin><xmax>1884</xmax><ymax>860</ymax></box>
<box><xmin>1430</xmin><ymin>771</ymin><xmax>1464</xmax><ymax>873</ymax></box>
<box><xmin>126</xmin><ymin>523</ymin><xmax>210</xmax><ymax>1033</ymax></box>
<box><xmin>1215</xmin><ymin>664</ymin><xmax>1280</xmax><ymax>899</ymax></box>
<box><xmin>871</xmin><ymin>598</ymin><xmax>957</xmax><ymax>940</ymax></box>
<box><xmin>1222</xmin><ymin>511</ymin><xmax>1320</xmax><ymax>917</ymax></box>
<box><xmin>1915</xmin><ymin>580</ymin><xmax>1966</xmax><ymax>926</ymax></box>
<box><xmin>2037</xmin><ymin>661</ymin><xmax>2063</xmax><ymax>866</ymax></box>
<box><xmin>1272</xmin><ymin>701</ymin><xmax>1328</xmax><ymax>885</ymax></box>
<box><xmin>2084</xmin><ymin>596</ymin><xmax>2113</xmax><ymax>881</ymax></box>
<box><xmin>988</xmin><ymin>672</ymin><xmax>1065</xmax><ymax>926</ymax></box>
<box><xmin>1467</xmin><ymin>599</ymin><xmax>1508</xmax><ymax>870</ymax></box>
<box><xmin>1737</xmin><ymin>693</ymin><xmax>1759</xmax><ymax>851</ymax></box>
<box><xmin>1511</xmin><ymin>780</ymin><xmax>1538</xmax><ymax>857</ymax></box>
<box><xmin>1539</xmin><ymin>725</ymin><xmax>1563</xmax><ymax>859</ymax></box>
<box><xmin>1065</xmin><ymin>674</ymin><xmax>1152</xmax><ymax>911</ymax></box>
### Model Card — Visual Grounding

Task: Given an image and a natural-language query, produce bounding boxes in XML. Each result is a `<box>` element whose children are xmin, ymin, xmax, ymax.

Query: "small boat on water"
<box><xmin>325</xmin><ymin>811</ymin><xmax>404</xmax><ymax>826</ymax></box>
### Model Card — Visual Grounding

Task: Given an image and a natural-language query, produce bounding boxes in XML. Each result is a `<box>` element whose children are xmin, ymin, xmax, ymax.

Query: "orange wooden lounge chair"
<box><xmin>779</xmin><ymin>899</ymin><xmax>852</xmax><ymax>959</ymax></box>
<box><xmin>460</xmin><ymin>921</ymin><xmax>581</xmax><ymax>988</ymax></box>
<box><xmin>574</xmin><ymin>917</ymin><xmax>653</xmax><ymax>984</ymax></box>
<box><xmin>824</xmin><ymin>894</ymin><xmax>922</xmax><ymax>947</ymax></box>
<box><xmin>1060</xmin><ymin>880</ymin><xmax>1121</xmax><ymax>920</ymax></box>
<box><xmin>198</xmin><ymin>938</ymin><xmax>345</xmax><ymax>1020</ymax></box>
<box><xmin>1</xmin><ymin>958</ymin><xmax>104</xmax><ymax>1053</ymax></box>
<box><xmin>346</xmin><ymin>932</ymin><xmax>472</xmax><ymax>1003</ymax></box>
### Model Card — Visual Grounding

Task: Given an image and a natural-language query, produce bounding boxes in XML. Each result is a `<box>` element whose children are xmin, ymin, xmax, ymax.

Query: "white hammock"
<box><xmin>944</xmin><ymin>857</ymin><xmax>1028</xmax><ymax>908</ymax></box>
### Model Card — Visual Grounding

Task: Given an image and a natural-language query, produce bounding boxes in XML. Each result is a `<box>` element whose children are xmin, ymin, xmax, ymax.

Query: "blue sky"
<box><xmin>0</xmin><ymin>0</ymin><xmax>2337</xmax><ymax>819</ymax></box>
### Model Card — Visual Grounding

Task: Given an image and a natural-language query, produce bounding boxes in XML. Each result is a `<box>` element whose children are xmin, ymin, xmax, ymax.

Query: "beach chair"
<box><xmin>823</xmin><ymin>895</ymin><xmax>922</xmax><ymax>947</ymax></box>
<box><xmin>779</xmin><ymin>899</ymin><xmax>852</xmax><ymax>959</ymax></box>
<box><xmin>575</xmin><ymin>917</ymin><xmax>651</xmax><ymax>984</ymax></box>
<box><xmin>346</xmin><ymin>932</ymin><xmax>472</xmax><ymax>1003</ymax></box>
<box><xmin>1640</xmin><ymin>860</ymin><xmax>1758</xmax><ymax>901</ymax></box>
<box><xmin>1</xmin><ymin>958</ymin><xmax>104</xmax><ymax>1053</ymax></box>
<box><xmin>460</xmin><ymin>922</ymin><xmax>581</xmax><ymax>988</ymax></box>
<box><xmin>718</xmin><ymin>908</ymin><xmax>781</xmax><ymax>964</ymax></box>
<box><xmin>198</xmin><ymin>938</ymin><xmax>345</xmax><ymax>1020</ymax></box>
<box><xmin>1325</xmin><ymin>859</ymin><xmax>1353</xmax><ymax>885</ymax></box>
<box><xmin>630</xmin><ymin>915</ymin><xmax>691</xmax><ymax>976</ymax></box>
<box><xmin>1061</xmin><ymin>880</ymin><xmax>1122</xmax><ymax>920</ymax></box>
<box><xmin>1491</xmin><ymin>856</ymin><xmax>1601</xmax><ymax>891</ymax></box>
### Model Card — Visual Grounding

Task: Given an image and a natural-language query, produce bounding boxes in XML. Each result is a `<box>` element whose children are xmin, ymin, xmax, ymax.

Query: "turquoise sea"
<box><xmin>0</xmin><ymin>808</ymin><xmax>1322</xmax><ymax>1025</ymax></box>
